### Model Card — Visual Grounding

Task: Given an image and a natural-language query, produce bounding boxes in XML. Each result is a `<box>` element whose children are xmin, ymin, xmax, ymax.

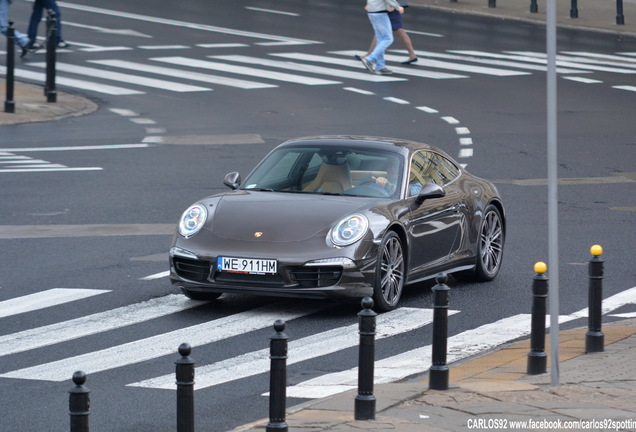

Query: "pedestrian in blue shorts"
<box><xmin>361</xmin><ymin>1</ymin><xmax>418</xmax><ymax>65</ymax></box>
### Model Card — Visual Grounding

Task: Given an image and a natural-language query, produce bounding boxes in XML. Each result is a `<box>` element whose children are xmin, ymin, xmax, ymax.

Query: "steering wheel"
<box><xmin>356</xmin><ymin>179</ymin><xmax>390</xmax><ymax>197</ymax></box>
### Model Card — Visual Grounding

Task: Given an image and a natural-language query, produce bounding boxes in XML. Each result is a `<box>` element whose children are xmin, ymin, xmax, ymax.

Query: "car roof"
<box><xmin>278</xmin><ymin>135</ymin><xmax>434</xmax><ymax>156</ymax></box>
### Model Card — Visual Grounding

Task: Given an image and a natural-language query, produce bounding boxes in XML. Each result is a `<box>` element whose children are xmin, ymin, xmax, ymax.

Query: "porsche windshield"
<box><xmin>242</xmin><ymin>146</ymin><xmax>404</xmax><ymax>198</ymax></box>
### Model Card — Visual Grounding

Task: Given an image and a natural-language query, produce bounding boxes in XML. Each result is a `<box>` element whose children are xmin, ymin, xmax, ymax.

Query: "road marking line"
<box><xmin>0</xmin><ymin>144</ymin><xmax>150</xmax><ymax>152</ymax></box>
<box><xmin>0</xmin><ymin>288</ymin><xmax>109</xmax><ymax>319</ymax></box>
<box><xmin>153</xmin><ymin>57</ymin><xmax>340</xmax><ymax>85</ymax></box>
<box><xmin>91</xmin><ymin>59</ymin><xmax>277</xmax><ymax>89</ymax></box>
<box><xmin>0</xmin><ymin>302</ymin><xmax>326</xmax><ymax>382</ymax></box>
<box><xmin>0</xmin><ymin>224</ymin><xmax>175</xmax><ymax>239</ymax></box>
<box><xmin>284</xmin><ymin>313</ymin><xmax>574</xmax><ymax>399</ymax></box>
<box><xmin>140</xmin><ymin>271</ymin><xmax>170</xmax><ymax>280</ymax></box>
<box><xmin>284</xmin><ymin>287</ymin><xmax>636</xmax><ymax>399</ymax></box>
<box><xmin>0</xmin><ymin>295</ymin><xmax>201</xmax><ymax>357</ymax></box>
<box><xmin>128</xmin><ymin>307</ymin><xmax>441</xmax><ymax>390</ymax></box>
<box><xmin>27</xmin><ymin>62</ymin><xmax>212</xmax><ymax>92</ymax></box>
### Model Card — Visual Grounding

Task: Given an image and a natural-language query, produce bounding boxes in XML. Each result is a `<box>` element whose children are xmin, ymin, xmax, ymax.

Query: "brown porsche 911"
<box><xmin>169</xmin><ymin>136</ymin><xmax>505</xmax><ymax>311</ymax></box>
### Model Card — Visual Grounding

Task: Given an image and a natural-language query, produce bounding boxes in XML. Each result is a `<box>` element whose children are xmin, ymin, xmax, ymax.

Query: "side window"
<box><xmin>430</xmin><ymin>153</ymin><xmax>460</xmax><ymax>185</ymax></box>
<box><xmin>408</xmin><ymin>152</ymin><xmax>433</xmax><ymax>196</ymax></box>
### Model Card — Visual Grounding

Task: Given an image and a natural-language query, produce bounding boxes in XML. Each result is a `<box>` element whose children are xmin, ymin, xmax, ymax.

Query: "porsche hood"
<box><xmin>209</xmin><ymin>191</ymin><xmax>371</xmax><ymax>242</ymax></box>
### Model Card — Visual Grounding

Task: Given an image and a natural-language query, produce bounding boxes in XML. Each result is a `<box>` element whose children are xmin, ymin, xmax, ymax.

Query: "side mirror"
<box><xmin>415</xmin><ymin>182</ymin><xmax>445</xmax><ymax>204</ymax></box>
<box><xmin>223</xmin><ymin>172</ymin><xmax>241</xmax><ymax>190</ymax></box>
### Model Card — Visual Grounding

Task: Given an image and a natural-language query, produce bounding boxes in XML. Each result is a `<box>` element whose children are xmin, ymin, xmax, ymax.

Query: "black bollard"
<box><xmin>355</xmin><ymin>297</ymin><xmax>377</xmax><ymax>420</ymax></box>
<box><xmin>267</xmin><ymin>320</ymin><xmax>288</xmax><ymax>432</ymax></box>
<box><xmin>527</xmin><ymin>262</ymin><xmax>548</xmax><ymax>375</ymax></box>
<box><xmin>4</xmin><ymin>21</ymin><xmax>16</xmax><ymax>113</ymax></box>
<box><xmin>175</xmin><ymin>343</ymin><xmax>195</xmax><ymax>432</ymax></box>
<box><xmin>617</xmin><ymin>0</ymin><xmax>625</xmax><ymax>24</ymax></box>
<box><xmin>530</xmin><ymin>0</ymin><xmax>538</xmax><ymax>13</ymax></box>
<box><xmin>570</xmin><ymin>0</ymin><xmax>579</xmax><ymax>18</ymax></box>
<box><xmin>488</xmin><ymin>0</ymin><xmax>496</xmax><ymax>8</ymax></box>
<box><xmin>45</xmin><ymin>10</ymin><xmax>57</xmax><ymax>103</ymax></box>
<box><xmin>586</xmin><ymin>245</ymin><xmax>605</xmax><ymax>353</ymax></box>
<box><xmin>69</xmin><ymin>371</ymin><xmax>90</xmax><ymax>432</ymax></box>
<box><xmin>429</xmin><ymin>273</ymin><xmax>450</xmax><ymax>390</ymax></box>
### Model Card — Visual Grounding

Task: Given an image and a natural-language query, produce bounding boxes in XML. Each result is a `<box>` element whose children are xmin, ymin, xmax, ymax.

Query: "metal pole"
<box><xmin>69</xmin><ymin>371</ymin><xmax>90</xmax><ymax>432</ymax></box>
<box><xmin>586</xmin><ymin>245</ymin><xmax>605</xmax><ymax>353</ymax></box>
<box><xmin>616</xmin><ymin>0</ymin><xmax>625</xmax><ymax>24</ymax></box>
<box><xmin>488</xmin><ymin>0</ymin><xmax>496</xmax><ymax>8</ymax></box>
<box><xmin>4</xmin><ymin>21</ymin><xmax>16</xmax><ymax>113</ymax></box>
<box><xmin>527</xmin><ymin>262</ymin><xmax>548</xmax><ymax>375</ymax></box>
<box><xmin>429</xmin><ymin>273</ymin><xmax>450</xmax><ymax>390</ymax></box>
<box><xmin>546</xmin><ymin>0</ymin><xmax>560</xmax><ymax>388</ymax></box>
<box><xmin>355</xmin><ymin>297</ymin><xmax>377</xmax><ymax>420</ymax></box>
<box><xmin>267</xmin><ymin>320</ymin><xmax>288</xmax><ymax>432</ymax></box>
<box><xmin>175</xmin><ymin>343</ymin><xmax>195</xmax><ymax>432</ymax></box>
<box><xmin>45</xmin><ymin>10</ymin><xmax>57</xmax><ymax>103</ymax></box>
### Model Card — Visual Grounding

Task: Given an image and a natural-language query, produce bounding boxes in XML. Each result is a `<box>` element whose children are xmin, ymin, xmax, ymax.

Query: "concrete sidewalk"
<box><xmin>0</xmin><ymin>81</ymin><xmax>97</xmax><ymax>125</ymax></box>
<box><xmin>233</xmin><ymin>318</ymin><xmax>636</xmax><ymax>432</ymax></box>
<box><xmin>410</xmin><ymin>0</ymin><xmax>636</xmax><ymax>37</ymax></box>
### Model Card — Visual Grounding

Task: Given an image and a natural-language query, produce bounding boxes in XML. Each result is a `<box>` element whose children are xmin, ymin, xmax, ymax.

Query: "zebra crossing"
<box><xmin>1</xmin><ymin>285</ymin><xmax>634</xmax><ymax>399</ymax></box>
<box><xmin>3</xmin><ymin>48</ymin><xmax>636</xmax><ymax>97</ymax></box>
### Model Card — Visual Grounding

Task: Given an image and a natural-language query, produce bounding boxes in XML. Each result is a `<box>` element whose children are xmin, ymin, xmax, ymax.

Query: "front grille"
<box><xmin>291</xmin><ymin>266</ymin><xmax>342</xmax><ymax>288</ymax></box>
<box><xmin>213</xmin><ymin>272</ymin><xmax>285</xmax><ymax>287</ymax></box>
<box><xmin>173</xmin><ymin>257</ymin><xmax>210</xmax><ymax>282</ymax></box>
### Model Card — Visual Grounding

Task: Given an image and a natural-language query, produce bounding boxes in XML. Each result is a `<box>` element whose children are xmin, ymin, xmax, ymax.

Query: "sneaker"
<box><xmin>26</xmin><ymin>41</ymin><xmax>42</xmax><ymax>52</ymax></box>
<box><xmin>57</xmin><ymin>40</ymin><xmax>70</xmax><ymax>48</ymax></box>
<box><xmin>360</xmin><ymin>57</ymin><xmax>375</xmax><ymax>73</ymax></box>
<box><xmin>374</xmin><ymin>67</ymin><xmax>393</xmax><ymax>75</ymax></box>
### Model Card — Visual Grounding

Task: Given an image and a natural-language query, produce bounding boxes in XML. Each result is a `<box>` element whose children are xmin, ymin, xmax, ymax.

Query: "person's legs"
<box><xmin>46</xmin><ymin>0</ymin><xmax>63</xmax><ymax>42</ymax></box>
<box><xmin>396</xmin><ymin>29</ymin><xmax>417</xmax><ymax>62</ymax></box>
<box><xmin>365</xmin><ymin>13</ymin><xmax>393</xmax><ymax>70</ymax></box>
<box><xmin>27</xmin><ymin>0</ymin><xmax>45</xmax><ymax>43</ymax></box>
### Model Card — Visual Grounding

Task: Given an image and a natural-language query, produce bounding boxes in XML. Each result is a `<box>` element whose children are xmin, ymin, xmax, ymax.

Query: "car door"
<box><xmin>405</xmin><ymin>151</ymin><xmax>465</xmax><ymax>275</ymax></box>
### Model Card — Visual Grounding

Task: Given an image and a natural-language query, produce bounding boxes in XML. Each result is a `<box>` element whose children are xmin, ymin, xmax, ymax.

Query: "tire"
<box><xmin>372</xmin><ymin>231</ymin><xmax>405</xmax><ymax>312</ymax></box>
<box><xmin>473</xmin><ymin>204</ymin><xmax>504</xmax><ymax>281</ymax></box>
<box><xmin>182</xmin><ymin>289</ymin><xmax>222</xmax><ymax>301</ymax></box>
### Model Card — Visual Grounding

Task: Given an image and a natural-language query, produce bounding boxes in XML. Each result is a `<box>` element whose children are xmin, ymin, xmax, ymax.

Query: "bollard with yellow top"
<box><xmin>527</xmin><ymin>262</ymin><xmax>548</xmax><ymax>375</ymax></box>
<box><xmin>586</xmin><ymin>245</ymin><xmax>604</xmax><ymax>353</ymax></box>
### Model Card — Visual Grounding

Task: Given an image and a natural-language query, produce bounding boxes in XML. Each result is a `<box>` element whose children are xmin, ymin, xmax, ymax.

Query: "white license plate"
<box><xmin>217</xmin><ymin>256</ymin><xmax>278</xmax><ymax>274</ymax></box>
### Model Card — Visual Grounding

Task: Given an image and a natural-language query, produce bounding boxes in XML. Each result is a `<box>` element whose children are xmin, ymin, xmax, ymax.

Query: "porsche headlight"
<box><xmin>178</xmin><ymin>204</ymin><xmax>208</xmax><ymax>238</ymax></box>
<box><xmin>330</xmin><ymin>214</ymin><xmax>369</xmax><ymax>247</ymax></box>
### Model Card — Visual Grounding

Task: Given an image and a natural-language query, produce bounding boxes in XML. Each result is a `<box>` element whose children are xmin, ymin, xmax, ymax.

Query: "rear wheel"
<box><xmin>373</xmin><ymin>231</ymin><xmax>405</xmax><ymax>312</ymax></box>
<box><xmin>474</xmin><ymin>205</ymin><xmax>504</xmax><ymax>281</ymax></box>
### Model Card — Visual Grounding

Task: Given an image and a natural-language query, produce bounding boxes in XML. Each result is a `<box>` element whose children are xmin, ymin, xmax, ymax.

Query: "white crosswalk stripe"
<box><xmin>0</xmin><ymin>288</ymin><xmax>109</xmax><ymax>319</ymax></box>
<box><xmin>28</xmin><ymin>62</ymin><xmax>213</xmax><ymax>92</ymax></box>
<box><xmin>209</xmin><ymin>54</ymin><xmax>406</xmax><ymax>82</ymax></box>
<box><xmin>0</xmin><ymin>65</ymin><xmax>143</xmax><ymax>95</ymax></box>
<box><xmin>0</xmin><ymin>295</ymin><xmax>202</xmax><ymax>357</ymax></box>
<box><xmin>272</xmin><ymin>52</ymin><xmax>468</xmax><ymax>79</ymax></box>
<box><xmin>0</xmin><ymin>302</ymin><xmax>326</xmax><ymax>382</ymax></box>
<box><xmin>128</xmin><ymin>306</ymin><xmax>442</xmax><ymax>390</ymax></box>
<box><xmin>3</xmin><ymin>49</ymin><xmax>634</xmax><ymax>96</ymax></box>
<box><xmin>88</xmin><ymin>59</ymin><xmax>277</xmax><ymax>89</ymax></box>
<box><xmin>332</xmin><ymin>50</ymin><xmax>530</xmax><ymax>76</ymax></box>
<box><xmin>151</xmin><ymin>56</ymin><xmax>342</xmax><ymax>85</ymax></box>
<box><xmin>0</xmin><ymin>285</ymin><xmax>634</xmax><ymax>399</ymax></box>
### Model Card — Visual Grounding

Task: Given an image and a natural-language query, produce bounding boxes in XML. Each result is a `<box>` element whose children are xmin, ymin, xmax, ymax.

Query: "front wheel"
<box><xmin>373</xmin><ymin>231</ymin><xmax>405</xmax><ymax>312</ymax></box>
<box><xmin>474</xmin><ymin>204</ymin><xmax>504</xmax><ymax>281</ymax></box>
